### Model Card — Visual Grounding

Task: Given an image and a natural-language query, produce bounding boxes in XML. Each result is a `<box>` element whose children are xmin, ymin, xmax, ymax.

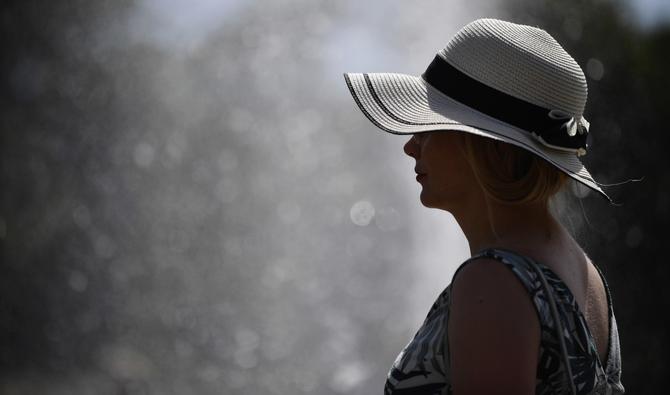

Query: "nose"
<box><xmin>403</xmin><ymin>135</ymin><xmax>419</xmax><ymax>158</ymax></box>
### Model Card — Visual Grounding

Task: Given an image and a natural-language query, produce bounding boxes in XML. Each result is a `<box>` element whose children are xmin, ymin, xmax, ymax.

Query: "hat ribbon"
<box><xmin>422</xmin><ymin>55</ymin><xmax>589</xmax><ymax>154</ymax></box>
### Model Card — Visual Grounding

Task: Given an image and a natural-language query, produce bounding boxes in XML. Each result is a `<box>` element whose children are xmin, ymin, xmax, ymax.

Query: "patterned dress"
<box><xmin>384</xmin><ymin>248</ymin><xmax>625</xmax><ymax>394</ymax></box>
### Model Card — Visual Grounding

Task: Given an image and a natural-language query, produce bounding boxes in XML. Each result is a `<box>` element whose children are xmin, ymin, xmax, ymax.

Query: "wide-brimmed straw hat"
<box><xmin>343</xmin><ymin>18</ymin><xmax>611</xmax><ymax>201</ymax></box>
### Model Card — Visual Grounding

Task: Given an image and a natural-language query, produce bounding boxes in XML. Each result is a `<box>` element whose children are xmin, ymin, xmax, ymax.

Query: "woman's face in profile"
<box><xmin>403</xmin><ymin>131</ymin><xmax>477</xmax><ymax>209</ymax></box>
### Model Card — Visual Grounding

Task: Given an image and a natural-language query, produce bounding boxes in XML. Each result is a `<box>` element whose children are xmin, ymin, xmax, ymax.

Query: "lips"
<box><xmin>415</xmin><ymin>167</ymin><xmax>427</xmax><ymax>183</ymax></box>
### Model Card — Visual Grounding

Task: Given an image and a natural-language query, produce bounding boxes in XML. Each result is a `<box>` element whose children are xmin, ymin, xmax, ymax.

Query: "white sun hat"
<box><xmin>344</xmin><ymin>18</ymin><xmax>611</xmax><ymax>201</ymax></box>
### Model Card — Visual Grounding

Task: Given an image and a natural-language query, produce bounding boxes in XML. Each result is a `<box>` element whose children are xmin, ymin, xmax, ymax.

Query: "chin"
<box><xmin>419</xmin><ymin>191</ymin><xmax>453</xmax><ymax>211</ymax></box>
<box><xmin>419</xmin><ymin>192</ymin><xmax>438</xmax><ymax>208</ymax></box>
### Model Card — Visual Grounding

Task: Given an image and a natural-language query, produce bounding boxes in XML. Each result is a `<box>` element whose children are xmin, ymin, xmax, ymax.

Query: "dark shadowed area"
<box><xmin>499</xmin><ymin>1</ymin><xmax>670</xmax><ymax>391</ymax></box>
<box><xmin>1</xmin><ymin>0</ymin><xmax>667</xmax><ymax>394</ymax></box>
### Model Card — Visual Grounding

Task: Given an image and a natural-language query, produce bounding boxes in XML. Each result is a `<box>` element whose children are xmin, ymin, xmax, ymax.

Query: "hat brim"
<box><xmin>343</xmin><ymin>72</ymin><xmax>609</xmax><ymax>201</ymax></box>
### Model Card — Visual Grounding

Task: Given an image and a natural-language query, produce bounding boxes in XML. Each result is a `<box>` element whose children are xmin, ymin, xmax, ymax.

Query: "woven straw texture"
<box><xmin>344</xmin><ymin>72</ymin><xmax>603</xmax><ymax>197</ymax></box>
<box><xmin>440</xmin><ymin>19</ymin><xmax>588</xmax><ymax>116</ymax></box>
<box><xmin>343</xmin><ymin>18</ymin><xmax>608</xmax><ymax>200</ymax></box>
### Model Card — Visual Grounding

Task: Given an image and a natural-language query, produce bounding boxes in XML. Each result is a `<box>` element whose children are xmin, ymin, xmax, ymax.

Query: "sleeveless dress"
<box><xmin>384</xmin><ymin>248</ymin><xmax>625</xmax><ymax>395</ymax></box>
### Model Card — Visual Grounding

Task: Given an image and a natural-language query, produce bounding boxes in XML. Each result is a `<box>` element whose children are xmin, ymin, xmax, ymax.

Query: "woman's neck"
<box><xmin>451</xmin><ymin>197</ymin><xmax>561</xmax><ymax>256</ymax></box>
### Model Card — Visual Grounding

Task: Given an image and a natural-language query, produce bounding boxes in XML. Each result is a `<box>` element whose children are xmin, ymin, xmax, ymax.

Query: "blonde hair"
<box><xmin>457</xmin><ymin>133</ymin><xmax>569</xmax><ymax>206</ymax></box>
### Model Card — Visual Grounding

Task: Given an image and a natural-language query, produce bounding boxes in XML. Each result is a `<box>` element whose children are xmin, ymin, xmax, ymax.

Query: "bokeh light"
<box><xmin>2</xmin><ymin>0</ymin><xmax>669</xmax><ymax>393</ymax></box>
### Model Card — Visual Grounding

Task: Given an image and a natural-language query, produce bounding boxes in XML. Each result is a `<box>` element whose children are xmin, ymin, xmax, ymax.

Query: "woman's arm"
<box><xmin>448</xmin><ymin>258</ymin><xmax>541</xmax><ymax>395</ymax></box>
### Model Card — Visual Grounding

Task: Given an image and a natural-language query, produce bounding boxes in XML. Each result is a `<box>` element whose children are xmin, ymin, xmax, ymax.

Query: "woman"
<box><xmin>343</xmin><ymin>19</ymin><xmax>624</xmax><ymax>394</ymax></box>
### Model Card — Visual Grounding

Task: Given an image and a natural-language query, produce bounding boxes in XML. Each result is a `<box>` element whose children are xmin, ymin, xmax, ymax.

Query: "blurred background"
<box><xmin>1</xmin><ymin>0</ymin><xmax>668</xmax><ymax>393</ymax></box>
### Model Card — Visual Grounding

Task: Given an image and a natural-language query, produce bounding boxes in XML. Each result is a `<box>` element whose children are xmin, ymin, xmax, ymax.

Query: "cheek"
<box><xmin>428</xmin><ymin>145</ymin><xmax>470</xmax><ymax>177</ymax></box>
<box><xmin>426</xmin><ymin>151</ymin><xmax>475</xmax><ymax>194</ymax></box>
<box><xmin>432</xmin><ymin>166</ymin><xmax>469</xmax><ymax>192</ymax></box>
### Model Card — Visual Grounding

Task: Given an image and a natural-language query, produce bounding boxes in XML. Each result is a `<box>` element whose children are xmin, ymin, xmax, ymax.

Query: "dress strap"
<box><xmin>452</xmin><ymin>248</ymin><xmax>578</xmax><ymax>395</ymax></box>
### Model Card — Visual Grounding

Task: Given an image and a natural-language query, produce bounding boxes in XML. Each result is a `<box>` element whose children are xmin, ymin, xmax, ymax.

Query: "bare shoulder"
<box><xmin>449</xmin><ymin>258</ymin><xmax>540</xmax><ymax>340</ymax></box>
<box><xmin>448</xmin><ymin>258</ymin><xmax>540</xmax><ymax>394</ymax></box>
